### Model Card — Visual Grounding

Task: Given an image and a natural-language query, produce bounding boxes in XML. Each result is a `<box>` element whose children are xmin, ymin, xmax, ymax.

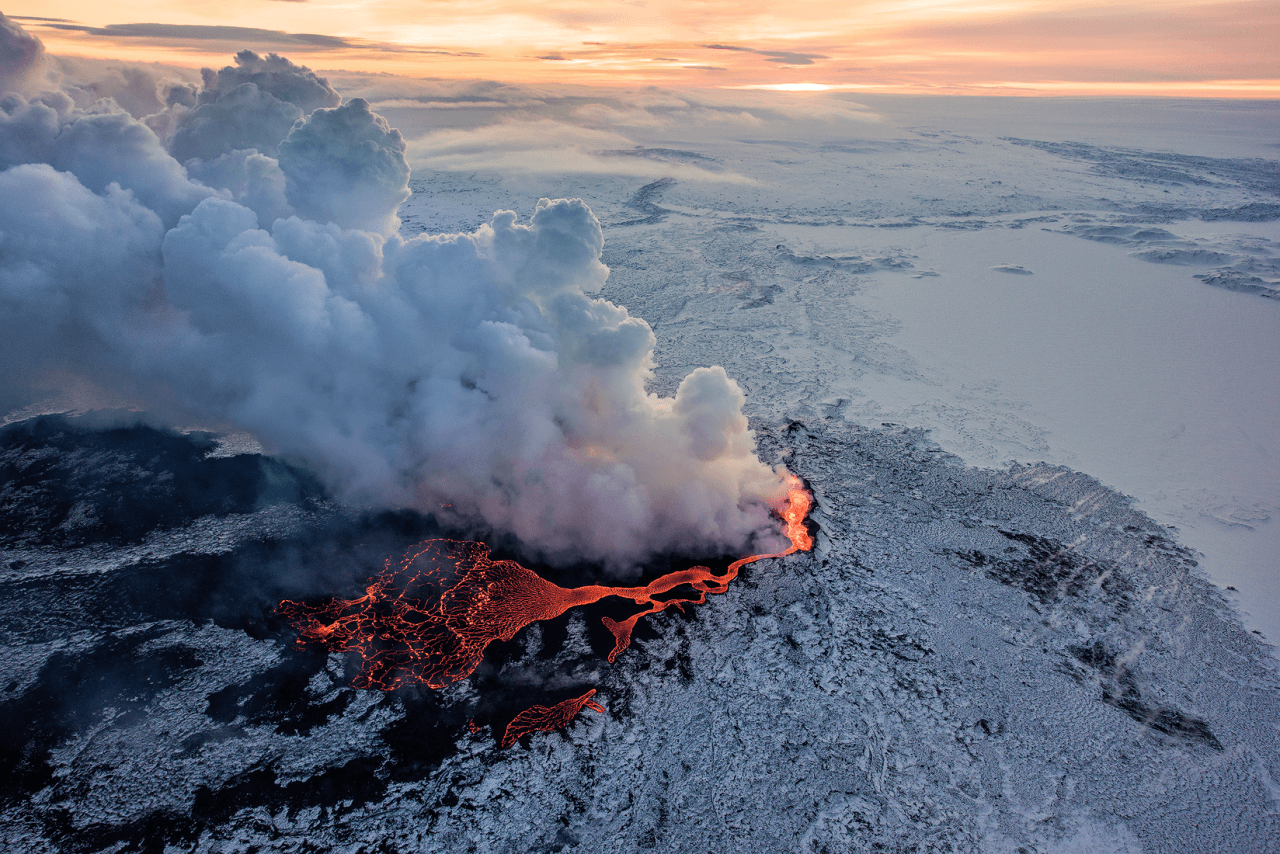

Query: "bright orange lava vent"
<box><xmin>277</xmin><ymin>481</ymin><xmax>812</xmax><ymax>744</ymax></box>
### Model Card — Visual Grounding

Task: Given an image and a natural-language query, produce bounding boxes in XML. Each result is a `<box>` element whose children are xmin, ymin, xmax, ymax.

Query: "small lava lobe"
<box><xmin>501</xmin><ymin>690</ymin><xmax>606</xmax><ymax>748</ymax></box>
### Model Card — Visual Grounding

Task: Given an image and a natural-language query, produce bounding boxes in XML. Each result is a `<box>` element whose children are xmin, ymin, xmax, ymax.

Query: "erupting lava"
<box><xmin>278</xmin><ymin>481</ymin><xmax>812</xmax><ymax>743</ymax></box>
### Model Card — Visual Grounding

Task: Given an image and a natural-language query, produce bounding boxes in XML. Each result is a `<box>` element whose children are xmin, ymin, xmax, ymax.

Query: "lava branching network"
<box><xmin>278</xmin><ymin>483</ymin><xmax>813</xmax><ymax>746</ymax></box>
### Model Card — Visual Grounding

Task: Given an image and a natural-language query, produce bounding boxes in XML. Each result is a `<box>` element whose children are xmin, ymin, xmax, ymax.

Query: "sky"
<box><xmin>6</xmin><ymin>0</ymin><xmax>1279</xmax><ymax>96</ymax></box>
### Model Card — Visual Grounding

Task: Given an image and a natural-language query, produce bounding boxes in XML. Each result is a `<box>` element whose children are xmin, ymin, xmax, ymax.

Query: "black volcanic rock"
<box><xmin>0</xmin><ymin>416</ymin><xmax>323</xmax><ymax>548</ymax></box>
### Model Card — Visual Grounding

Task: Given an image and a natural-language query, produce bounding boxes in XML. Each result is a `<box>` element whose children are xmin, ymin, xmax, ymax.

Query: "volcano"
<box><xmin>2</xmin><ymin>413</ymin><xmax>1277</xmax><ymax>853</ymax></box>
<box><xmin>276</xmin><ymin>487</ymin><xmax>812</xmax><ymax>745</ymax></box>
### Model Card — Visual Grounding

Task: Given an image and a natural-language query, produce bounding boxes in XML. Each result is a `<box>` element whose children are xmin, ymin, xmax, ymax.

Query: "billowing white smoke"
<box><xmin>0</xmin><ymin>13</ymin><xmax>42</xmax><ymax>94</ymax></box>
<box><xmin>0</xmin><ymin>17</ymin><xmax>792</xmax><ymax>569</ymax></box>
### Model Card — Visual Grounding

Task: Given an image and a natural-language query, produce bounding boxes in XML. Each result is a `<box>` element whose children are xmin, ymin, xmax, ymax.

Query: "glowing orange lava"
<box><xmin>500</xmin><ymin>689</ymin><xmax>606</xmax><ymax>748</ymax></box>
<box><xmin>278</xmin><ymin>481</ymin><xmax>812</xmax><ymax>741</ymax></box>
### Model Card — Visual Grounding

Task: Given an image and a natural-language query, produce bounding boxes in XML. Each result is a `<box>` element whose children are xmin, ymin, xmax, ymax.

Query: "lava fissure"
<box><xmin>277</xmin><ymin>483</ymin><xmax>812</xmax><ymax>741</ymax></box>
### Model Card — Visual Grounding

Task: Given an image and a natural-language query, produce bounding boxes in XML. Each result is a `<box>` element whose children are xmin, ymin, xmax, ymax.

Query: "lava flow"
<box><xmin>500</xmin><ymin>690</ymin><xmax>606</xmax><ymax>749</ymax></box>
<box><xmin>278</xmin><ymin>481</ymin><xmax>812</xmax><ymax>742</ymax></box>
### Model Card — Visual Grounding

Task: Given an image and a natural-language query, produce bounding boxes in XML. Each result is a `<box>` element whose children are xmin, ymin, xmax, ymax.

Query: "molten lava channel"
<box><xmin>500</xmin><ymin>690</ymin><xmax>607</xmax><ymax>749</ymax></box>
<box><xmin>278</xmin><ymin>482</ymin><xmax>813</xmax><ymax>745</ymax></box>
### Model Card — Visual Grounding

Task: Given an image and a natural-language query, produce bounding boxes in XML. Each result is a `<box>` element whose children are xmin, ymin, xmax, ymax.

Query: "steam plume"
<box><xmin>0</xmin><ymin>18</ymin><xmax>792</xmax><ymax>569</ymax></box>
<box><xmin>0</xmin><ymin>13</ymin><xmax>43</xmax><ymax>94</ymax></box>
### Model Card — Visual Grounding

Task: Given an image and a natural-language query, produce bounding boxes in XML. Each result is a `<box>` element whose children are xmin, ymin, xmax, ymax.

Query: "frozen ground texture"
<box><xmin>2</xmin><ymin>95</ymin><xmax>1278</xmax><ymax>852</ymax></box>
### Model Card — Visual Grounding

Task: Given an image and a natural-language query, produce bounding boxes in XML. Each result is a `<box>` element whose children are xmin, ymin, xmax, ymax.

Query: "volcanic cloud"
<box><xmin>0</xmin><ymin>16</ymin><xmax>794</xmax><ymax>570</ymax></box>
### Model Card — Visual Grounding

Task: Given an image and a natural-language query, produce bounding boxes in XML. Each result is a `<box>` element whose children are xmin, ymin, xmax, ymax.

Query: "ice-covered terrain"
<box><xmin>2</xmin><ymin>93</ymin><xmax>1279</xmax><ymax>852</ymax></box>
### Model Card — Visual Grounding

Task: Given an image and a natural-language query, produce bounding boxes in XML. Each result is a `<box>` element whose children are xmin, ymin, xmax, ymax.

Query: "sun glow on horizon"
<box><xmin>4</xmin><ymin>0</ymin><xmax>1279</xmax><ymax>97</ymax></box>
<box><xmin>734</xmin><ymin>83</ymin><xmax>848</xmax><ymax>91</ymax></box>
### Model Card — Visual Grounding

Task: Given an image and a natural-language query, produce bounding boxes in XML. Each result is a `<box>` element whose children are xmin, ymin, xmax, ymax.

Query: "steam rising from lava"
<box><xmin>277</xmin><ymin>483</ymin><xmax>813</xmax><ymax>745</ymax></box>
<box><xmin>0</xmin><ymin>17</ymin><xmax>795</xmax><ymax>568</ymax></box>
<box><xmin>278</xmin><ymin>484</ymin><xmax>811</xmax><ymax>689</ymax></box>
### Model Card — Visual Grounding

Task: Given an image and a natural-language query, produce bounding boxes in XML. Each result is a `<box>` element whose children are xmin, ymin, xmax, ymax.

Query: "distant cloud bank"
<box><xmin>12</xmin><ymin>0</ymin><xmax>1279</xmax><ymax>95</ymax></box>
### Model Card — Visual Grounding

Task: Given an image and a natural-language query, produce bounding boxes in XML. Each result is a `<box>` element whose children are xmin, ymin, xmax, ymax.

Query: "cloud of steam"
<box><xmin>0</xmin><ymin>19</ymin><xmax>792</xmax><ymax>570</ymax></box>
<box><xmin>277</xmin><ymin>98</ymin><xmax>410</xmax><ymax>234</ymax></box>
<box><xmin>0</xmin><ymin>14</ymin><xmax>44</xmax><ymax>94</ymax></box>
<box><xmin>0</xmin><ymin>89</ymin><xmax>216</xmax><ymax>227</ymax></box>
<box><xmin>169</xmin><ymin>49</ymin><xmax>340</xmax><ymax>162</ymax></box>
<box><xmin>61</xmin><ymin>64</ymin><xmax>172</xmax><ymax>120</ymax></box>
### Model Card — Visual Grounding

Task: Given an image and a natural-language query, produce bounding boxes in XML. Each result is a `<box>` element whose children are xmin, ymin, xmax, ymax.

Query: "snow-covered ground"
<box><xmin>396</xmin><ymin>92</ymin><xmax>1280</xmax><ymax>646</ymax></box>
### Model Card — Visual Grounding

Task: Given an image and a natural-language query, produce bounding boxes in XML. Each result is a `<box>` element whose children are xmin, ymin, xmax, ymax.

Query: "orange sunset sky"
<box><xmin>6</xmin><ymin>0</ymin><xmax>1279</xmax><ymax>96</ymax></box>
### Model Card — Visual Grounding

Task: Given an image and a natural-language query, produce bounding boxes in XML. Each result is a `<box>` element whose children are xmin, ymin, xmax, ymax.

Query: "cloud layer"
<box><xmin>0</xmin><ymin>16</ymin><xmax>792</xmax><ymax>570</ymax></box>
